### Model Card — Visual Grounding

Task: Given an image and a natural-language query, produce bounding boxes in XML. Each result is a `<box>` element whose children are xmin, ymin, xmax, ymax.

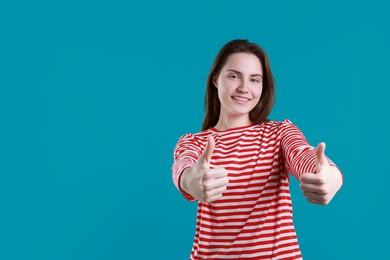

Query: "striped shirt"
<box><xmin>172</xmin><ymin>120</ymin><xmax>336</xmax><ymax>260</ymax></box>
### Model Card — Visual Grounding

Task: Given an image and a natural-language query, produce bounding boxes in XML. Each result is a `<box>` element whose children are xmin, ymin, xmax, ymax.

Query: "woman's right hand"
<box><xmin>180</xmin><ymin>135</ymin><xmax>229</xmax><ymax>203</ymax></box>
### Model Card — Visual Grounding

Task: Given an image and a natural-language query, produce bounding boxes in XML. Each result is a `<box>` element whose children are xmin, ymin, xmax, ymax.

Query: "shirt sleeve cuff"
<box><xmin>172</xmin><ymin>159</ymin><xmax>197</xmax><ymax>202</ymax></box>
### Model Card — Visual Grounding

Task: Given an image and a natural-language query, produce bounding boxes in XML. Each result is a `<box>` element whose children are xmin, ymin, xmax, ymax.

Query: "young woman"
<box><xmin>172</xmin><ymin>39</ymin><xmax>343</xmax><ymax>260</ymax></box>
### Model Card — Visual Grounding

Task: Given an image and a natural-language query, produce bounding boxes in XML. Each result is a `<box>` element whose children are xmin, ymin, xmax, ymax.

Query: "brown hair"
<box><xmin>202</xmin><ymin>39</ymin><xmax>275</xmax><ymax>130</ymax></box>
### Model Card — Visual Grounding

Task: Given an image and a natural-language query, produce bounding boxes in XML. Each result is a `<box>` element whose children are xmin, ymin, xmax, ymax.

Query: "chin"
<box><xmin>231</xmin><ymin>109</ymin><xmax>252</xmax><ymax>116</ymax></box>
<box><xmin>232</xmin><ymin>106</ymin><xmax>256</xmax><ymax>115</ymax></box>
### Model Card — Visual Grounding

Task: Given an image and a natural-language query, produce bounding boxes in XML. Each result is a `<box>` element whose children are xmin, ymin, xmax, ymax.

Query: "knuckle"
<box><xmin>318</xmin><ymin>195</ymin><xmax>329</xmax><ymax>205</ymax></box>
<box><xmin>201</xmin><ymin>178</ymin><xmax>209</xmax><ymax>188</ymax></box>
<box><xmin>202</xmin><ymin>170</ymin><xmax>211</xmax><ymax>178</ymax></box>
<box><xmin>317</xmin><ymin>176</ymin><xmax>326</xmax><ymax>184</ymax></box>
<box><xmin>204</xmin><ymin>190</ymin><xmax>212</xmax><ymax>198</ymax></box>
<box><xmin>319</xmin><ymin>199</ymin><xmax>329</xmax><ymax>205</ymax></box>
<box><xmin>318</xmin><ymin>185</ymin><xmax>329</xmax><ymax>195</ymax></box>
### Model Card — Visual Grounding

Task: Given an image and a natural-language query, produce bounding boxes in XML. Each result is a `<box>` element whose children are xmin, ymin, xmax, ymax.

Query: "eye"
<box><xmin>250</xmin><ymin>78</ymin><xmax>262</xmax><ymax>83</ymax></box>
<box><xmin>228</xmin><ymin>74</ymin><xmax>239</xmax><ymax>80</ymax></box>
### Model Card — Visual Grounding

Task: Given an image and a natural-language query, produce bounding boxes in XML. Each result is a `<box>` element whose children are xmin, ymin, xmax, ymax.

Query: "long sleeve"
<box><xmin>280</xmin><ymin>120</ymin><xmax>336</xmax><ymax>180</ymax></box>
<box><xmin>172</xmin><ymin>134</ymin><xmax>202</xmax><ymax>201</ymax></box>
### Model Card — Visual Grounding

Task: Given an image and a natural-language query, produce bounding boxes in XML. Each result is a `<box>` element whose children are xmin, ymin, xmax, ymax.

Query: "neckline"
<box><xmin>208</xmin><ymin>123</ymin><xmax>257</xmax><ymax>133</ymax></box>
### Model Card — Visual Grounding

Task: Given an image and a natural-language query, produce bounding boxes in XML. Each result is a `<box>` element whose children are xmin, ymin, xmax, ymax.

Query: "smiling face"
<box><xmin>213</xmin><ymin>52</ymin><xmax>263</xmax><ymax>128</ymax></box>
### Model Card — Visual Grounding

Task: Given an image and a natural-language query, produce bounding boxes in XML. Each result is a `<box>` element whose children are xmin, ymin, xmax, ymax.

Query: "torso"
<box><xmin>187</xmin><ymin>121</ymin><xmax>302</xmax><ymax>260</ymax></box>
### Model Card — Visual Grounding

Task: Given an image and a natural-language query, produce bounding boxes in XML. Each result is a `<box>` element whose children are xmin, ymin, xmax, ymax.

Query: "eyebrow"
<box><xmin>226</xmin><ymin>69</ymin><xmax>263</xmax><ymax>78</ymax></box>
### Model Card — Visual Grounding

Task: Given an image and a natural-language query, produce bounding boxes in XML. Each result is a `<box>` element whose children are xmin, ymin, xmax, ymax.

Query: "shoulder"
<box><xmin>174</xmin><ymin>130</ymin><xmax>210</xmax><ymax>149</ymax></box>
<box><xmin>173</xmin><ymin>130</ymin><xmax>212</xmax><ymax>158</ymax></box>
<box><xmin>257</xmin><ymin>119</ymin><xmax>305</xmax><ymax>139</ymax></box>
<box><xmin>176</xmin><ymin>130</ymin><xmax>209</xmax><ymax>143</ymax></box>
<box><xmin>259</xmin><ymin>119</ymin><xmax>296</xmax><ymax>130</ymax></box>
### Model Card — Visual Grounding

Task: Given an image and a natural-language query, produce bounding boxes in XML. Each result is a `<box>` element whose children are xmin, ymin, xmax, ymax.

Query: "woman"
<box><xmin>172</xmin><ymin>39</ymin><xmax>343</xmax><ymax>259</ymax></box>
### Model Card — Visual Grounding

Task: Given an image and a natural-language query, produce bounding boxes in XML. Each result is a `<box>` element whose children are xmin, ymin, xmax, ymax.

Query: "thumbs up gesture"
<box><xmin>300</xmin><ymin>143</ymin><xmax>343</xmax><ymax>205</ymax></box>
<box><xmin>180</xmin><ymin>135</ymin><xmax>229</xmax><ymax>203</ymax></box>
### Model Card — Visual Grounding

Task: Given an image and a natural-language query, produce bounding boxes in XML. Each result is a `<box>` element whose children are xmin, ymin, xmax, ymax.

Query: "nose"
<box><xmin>237</xmin><ymin>80</ymin><xmax>249</xmax><ymax>93</ymax></box>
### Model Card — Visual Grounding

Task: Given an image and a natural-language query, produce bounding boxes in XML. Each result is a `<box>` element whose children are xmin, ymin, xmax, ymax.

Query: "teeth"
<box><xmin>233</xmin><ymin>96</ymin><xmax>249</xmax><ymax>101</ymax></box>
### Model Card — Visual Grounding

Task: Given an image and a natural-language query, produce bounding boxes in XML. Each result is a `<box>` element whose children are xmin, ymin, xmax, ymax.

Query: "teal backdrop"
<box><xmin>1</xmin><ymin>0</ymin><xmax>388</xmax><ymax>259</ymax></box>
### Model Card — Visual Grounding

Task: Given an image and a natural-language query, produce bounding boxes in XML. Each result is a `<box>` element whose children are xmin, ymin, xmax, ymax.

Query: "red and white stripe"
<box><xmin>172</xmin><ymin>120</ymin><xmax>335</xmax><ymax>259</ymax></box>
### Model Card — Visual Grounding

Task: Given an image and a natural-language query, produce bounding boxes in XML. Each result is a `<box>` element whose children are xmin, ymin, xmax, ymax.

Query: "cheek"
<box><xmin>218</xmin><ymin>84</ymin><xmax>234</xmax><ymax>99</ymax></box>
<box><xmin>219</xmin><ymin>89</ymin><xmax>231</xmax><ymax>105</ymax></box>
<box><xmin>253</xmin><ymin>85</ymin><xmax>263</xmax><ymax>99</ymax></box>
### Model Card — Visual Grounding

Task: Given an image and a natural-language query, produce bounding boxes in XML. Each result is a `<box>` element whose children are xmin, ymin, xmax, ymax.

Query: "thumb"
<box><xmin>201</xmin><ymin>135</ymin><xmax>215</xmax><ymax>165</ymax></box>
<box><xmin>315</xmin><ymin>142</ymin><xmax>327</xmax><ymax>172</ymax></box>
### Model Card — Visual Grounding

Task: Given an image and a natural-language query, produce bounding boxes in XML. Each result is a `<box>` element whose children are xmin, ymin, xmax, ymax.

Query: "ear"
<box><xmin>213</xmin><ymin>76</ymin><xmax>218</xmax><ymax>88</ymax></box>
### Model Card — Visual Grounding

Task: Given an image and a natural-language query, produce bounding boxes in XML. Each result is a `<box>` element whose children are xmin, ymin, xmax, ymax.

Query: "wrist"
<box><xmin>179</xmin><ymin>167</ymin><xmax>197</xmax><ymax>202</ymax></box>
<box><xmin>180</xmin><ymin>167</ymin><xmax>192</xmax><ymax>194</ymax></box>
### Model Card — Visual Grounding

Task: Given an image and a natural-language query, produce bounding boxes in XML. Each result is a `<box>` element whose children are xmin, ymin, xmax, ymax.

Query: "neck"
<box><xmin>214</xmin><ymin>113</ymin><xmax>252</xmax><ymax>131</ymax></box>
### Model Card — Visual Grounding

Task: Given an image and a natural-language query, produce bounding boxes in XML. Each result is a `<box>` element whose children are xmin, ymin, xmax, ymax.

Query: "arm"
<box><xmin>280</xmin><ymin>121</ymin><xmax>343</xmax><ymax>205</ymax></box>
<box><xmin>172</xmin><ymin>135</ymin><xmax>228</xmax><ymax>203</ymax></box>
<box><xmin>172</xmin><ymin>134</ymin><xmax>200</xmax><ymax>201</ymax></box>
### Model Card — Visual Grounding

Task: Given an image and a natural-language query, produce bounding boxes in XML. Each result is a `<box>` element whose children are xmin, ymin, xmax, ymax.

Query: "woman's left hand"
<box><xmin>299</xmin><ymin>143</ymin><xmax>343</xmax><ymax>205</ymax></box>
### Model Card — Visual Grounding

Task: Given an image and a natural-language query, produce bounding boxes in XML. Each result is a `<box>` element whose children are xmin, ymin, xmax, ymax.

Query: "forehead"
<box><xmin>223</xmin><ymin>53</ymin><xmax>263</xmax><ymax>74</ymax></box>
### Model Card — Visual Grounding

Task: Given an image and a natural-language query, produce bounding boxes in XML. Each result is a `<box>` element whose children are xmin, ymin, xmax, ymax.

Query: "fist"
<box><xmin>300</xmin><ymin>142</ymin><xmax>343</xmax><ymax>205</ymax></box>
<box><xmin>180</xmin><ymin>135</ymin><xmax>229</xmax><ymax>203</ymax></box>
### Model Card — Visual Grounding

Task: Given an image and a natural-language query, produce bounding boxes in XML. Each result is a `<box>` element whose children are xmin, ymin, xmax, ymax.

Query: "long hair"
<box><xmin>202</xmin><ymin>39</ymin><xmax>275</xmax><ymax>130</ymax></box>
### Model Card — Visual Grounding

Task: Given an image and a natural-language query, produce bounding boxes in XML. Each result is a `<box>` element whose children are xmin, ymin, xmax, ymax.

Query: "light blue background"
<box><xmin>1</xmin><ymin>0</ymin><xmax>388</xmax><ymax>259</ymax></box>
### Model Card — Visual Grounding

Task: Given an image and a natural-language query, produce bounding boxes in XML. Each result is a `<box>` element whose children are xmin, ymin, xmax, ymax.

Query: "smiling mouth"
<box><xmin>232</xmin><ymin>96</ymin><xmax>251</xmax><ymax>103</ymax></box>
